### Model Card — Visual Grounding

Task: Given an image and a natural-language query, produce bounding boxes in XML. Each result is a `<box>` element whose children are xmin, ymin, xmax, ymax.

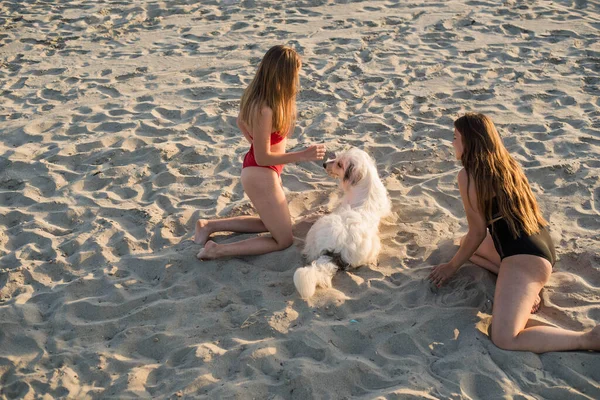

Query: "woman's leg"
<box><xmin>465</xmin><ymin>233</ymin><xmax>541</xmax><ymax>312</ymax></box>
<box><xmin>194</xmin><ymin>217</ymin><xmax>267</xmax><ymax>245</ymax></box>
<box><xmin>197</xmin><ymin>167</ymin><xmax>293</xmax><ymax>259</ymax></box>
<box><xmin>461</xmin><ymin>232</ymin><xmax>501</xmax><ymax>274</ymax></box>
<box><xmin>490</xmin><ymin>254</ymin><xmax>600</xmax><ymax>353</ymax></box>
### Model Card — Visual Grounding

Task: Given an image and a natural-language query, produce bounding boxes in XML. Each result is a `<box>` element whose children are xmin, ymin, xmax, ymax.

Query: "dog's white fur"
<box><xmin>293</xmin><ymin>148</ymin><xmax>391</xmax><ymax>299</ymax></box>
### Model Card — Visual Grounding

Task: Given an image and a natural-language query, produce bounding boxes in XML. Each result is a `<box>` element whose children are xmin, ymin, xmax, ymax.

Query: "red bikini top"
<box><xmin>248</xmin><ymin>132</ymin><xmax>285</xmax><ymax>147</ymax></box>
<box><xmin>269</xmin><ymin>131</ymin><xmax>284</xmax><ymax>145</ymax></box>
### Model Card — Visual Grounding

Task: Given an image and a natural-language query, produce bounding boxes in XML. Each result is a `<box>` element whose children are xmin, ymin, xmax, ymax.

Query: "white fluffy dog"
<box><xmin>293</xmin><ymin>148</ymin><xmax>391</xmax><ymax>299</ymax></box>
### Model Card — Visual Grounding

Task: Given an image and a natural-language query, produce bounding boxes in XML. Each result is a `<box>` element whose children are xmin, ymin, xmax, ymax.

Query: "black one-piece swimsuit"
<box><xmin>487</xmin><ymin>198</ymin><xmax>556</xmax><ymax>266</ymax></box>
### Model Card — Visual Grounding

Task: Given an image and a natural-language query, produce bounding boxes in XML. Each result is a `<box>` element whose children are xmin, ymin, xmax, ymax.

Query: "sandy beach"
<box><xmin>1</xmin><ymin>0</ymin><xmax>599</xmax><ymax>398</ymax></box>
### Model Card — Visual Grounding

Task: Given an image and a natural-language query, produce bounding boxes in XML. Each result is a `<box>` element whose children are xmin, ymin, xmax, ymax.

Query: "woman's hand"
<box><xmin>428</xmin><ymin>263</ymin><xmax>459</xmax><ymax>287</ymax></box>
<box><xmin>302</xmin><ymin>144</ymin><xmax>327</xmax><ymax>161</ymax></box>
<box><xmin>237</xmin><ymin>116</ymin><xmax>253</xmax><ymax>144</ymax></box>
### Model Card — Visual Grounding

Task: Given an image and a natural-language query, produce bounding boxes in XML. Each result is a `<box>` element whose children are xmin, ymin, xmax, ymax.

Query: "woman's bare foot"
<box><xmin>583</xmin><ymin>325</ymin><xmax>600</xmax><ymax>351</ymax></box>
<box><xmin>194</xmin><ymin>219</ymin><xmax>212</xmax><ymax>245</ymax></box>
<box><xmin>197</xmin><ymin>240</ymin><xmax>220</xmax><ymax>260</ymax></box>
<box><xmin>531</xmin><ymin>294</ymin><xmax>542</xmax><ymax>314</ymax></box>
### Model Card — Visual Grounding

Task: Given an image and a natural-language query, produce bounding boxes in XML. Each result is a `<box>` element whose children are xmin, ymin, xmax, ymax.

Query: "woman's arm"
<box><xmin>429</xmin><ymin>169</ymin><xmax>488</xmax><ymax>286</ymax></box>
<box><xmin>448</xmin><ymin>169</ymin><xmax>488</xmax><ymax>267</ymax></box>
<box><xmin>252</xmin><ymin>107</ymin><xmax>325</xmax><ymax>165</ymax></box>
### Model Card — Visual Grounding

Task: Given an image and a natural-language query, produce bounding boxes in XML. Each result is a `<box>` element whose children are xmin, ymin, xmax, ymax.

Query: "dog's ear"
<box><xmin>343</xmin><ymin>161</ymin><xmax>363</xmax><ymax>185</ymax></box>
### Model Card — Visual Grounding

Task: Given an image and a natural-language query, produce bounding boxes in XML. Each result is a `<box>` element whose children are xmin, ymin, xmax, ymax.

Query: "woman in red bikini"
<box><xmin>429</xmin><ymin>113</ymin><xmax>599</xmax><ymax>353</ymax></box>
<box><xmin>195</xmin><ymin>45</ymin><xmax>326</xmax><ymax>259</ymax></box>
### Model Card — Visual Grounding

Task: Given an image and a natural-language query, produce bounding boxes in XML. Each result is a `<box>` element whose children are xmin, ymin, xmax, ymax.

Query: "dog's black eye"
<box><xmin>337</xmin><ymin>162</ymin><xmax>342</xmax><ymax>168</ymax></box>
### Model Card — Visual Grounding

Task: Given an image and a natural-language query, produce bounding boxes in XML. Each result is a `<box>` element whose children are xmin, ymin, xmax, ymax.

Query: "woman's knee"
<box><xmin>490</xmin><ymin>326</ymin><xmax>519</xmax><ymax>350</ymax></box>
<box><xmin>274</xmin><ymin>233</ymin><xmax>294</xmax><ymax>250</ymax></box>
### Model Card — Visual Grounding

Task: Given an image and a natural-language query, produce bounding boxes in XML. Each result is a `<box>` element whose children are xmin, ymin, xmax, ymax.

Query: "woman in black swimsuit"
<box><xmin>429</xmin><ymin>113</ymin><xmax>599</xmax><ymax>353</ymax></box>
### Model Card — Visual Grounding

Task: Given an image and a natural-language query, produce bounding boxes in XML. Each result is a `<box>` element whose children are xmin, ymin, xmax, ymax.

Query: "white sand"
<box><xmin>0</xmin><ymin>0</ymin><xmax>599</xmax><ymax>398</ymax></box>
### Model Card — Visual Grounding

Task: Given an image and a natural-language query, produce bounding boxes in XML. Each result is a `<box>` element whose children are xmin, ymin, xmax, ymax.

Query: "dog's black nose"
<box><xmin>323</xmin><ymin>162</ymin><xmax>327</xmax><ymax>168</ymax></box>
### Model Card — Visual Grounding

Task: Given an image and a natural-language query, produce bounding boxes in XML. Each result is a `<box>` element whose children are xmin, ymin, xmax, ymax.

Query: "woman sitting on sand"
<box><xmin>429</xmin><ymin>113</ymin><xmax>599</xmax><ymax>353</ymax></box>
<box><xmin>194</xmin><ymin>45</ymin><xmax>326</xmax><ymax>259</ymax></box>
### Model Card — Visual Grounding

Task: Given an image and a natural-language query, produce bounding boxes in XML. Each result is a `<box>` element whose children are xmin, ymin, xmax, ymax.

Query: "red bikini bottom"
<box><xmin>242</xmin><ymin>144</ymin><xmax>284</xmax><ymax>176</ymax></box>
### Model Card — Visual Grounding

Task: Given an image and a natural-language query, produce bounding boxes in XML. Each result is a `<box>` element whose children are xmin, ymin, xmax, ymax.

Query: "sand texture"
<box><xmin>0</xmin><ymin>0</ymin><xmax>599</xmax><ymax>398</ymax></box>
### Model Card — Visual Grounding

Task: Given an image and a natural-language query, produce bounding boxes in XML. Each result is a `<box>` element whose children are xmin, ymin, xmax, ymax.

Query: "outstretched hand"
<box><xmin>428</xmin><ymin>263</ymin><xmax>459</xmax><ymax>287</ymax></box>
<box><xmin>303</xmin><ymin>144</ymin><xmax>327</xmax><ymax>161</ymax></box>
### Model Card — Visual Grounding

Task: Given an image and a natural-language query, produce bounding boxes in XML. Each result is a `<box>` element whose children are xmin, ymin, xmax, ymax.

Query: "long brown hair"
<box><xmin>454</xmin><ymin>113</ymin><xmax>547</xmax><ymax>237</ymax></box>
<box><xmin>239</xmin><ymin>45</ymin><xmax>300</xmax><ymax>137</ymax></box>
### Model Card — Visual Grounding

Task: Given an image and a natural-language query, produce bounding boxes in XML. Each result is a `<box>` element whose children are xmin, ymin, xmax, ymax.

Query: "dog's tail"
<box><xmin>293</xmin><ymin>255</ymin><xmax>339</xmax><ymax>299</ymax></box>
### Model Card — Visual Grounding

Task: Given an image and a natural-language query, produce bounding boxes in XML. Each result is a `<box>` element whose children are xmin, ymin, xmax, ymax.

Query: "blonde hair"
<box><xmin>454</xmin><ymin>113</ymin><xmax>547</xmax><ymax>238</ymax></box>
<box><xmin>239</xmin><ymin>45</ymin><xmax>301</xmax><ymax>137</ymax></box>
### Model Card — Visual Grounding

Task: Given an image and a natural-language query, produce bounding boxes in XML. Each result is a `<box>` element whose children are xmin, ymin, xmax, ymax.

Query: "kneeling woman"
<box><xmin>194</xmin><ymin>45</ymin><xmax>326</xmax><ymax>259</ymax></box>
<box><xmin>429</xmin><ymin>113</ymin><xmax>599</xmax><ymax>353</ymax></box>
